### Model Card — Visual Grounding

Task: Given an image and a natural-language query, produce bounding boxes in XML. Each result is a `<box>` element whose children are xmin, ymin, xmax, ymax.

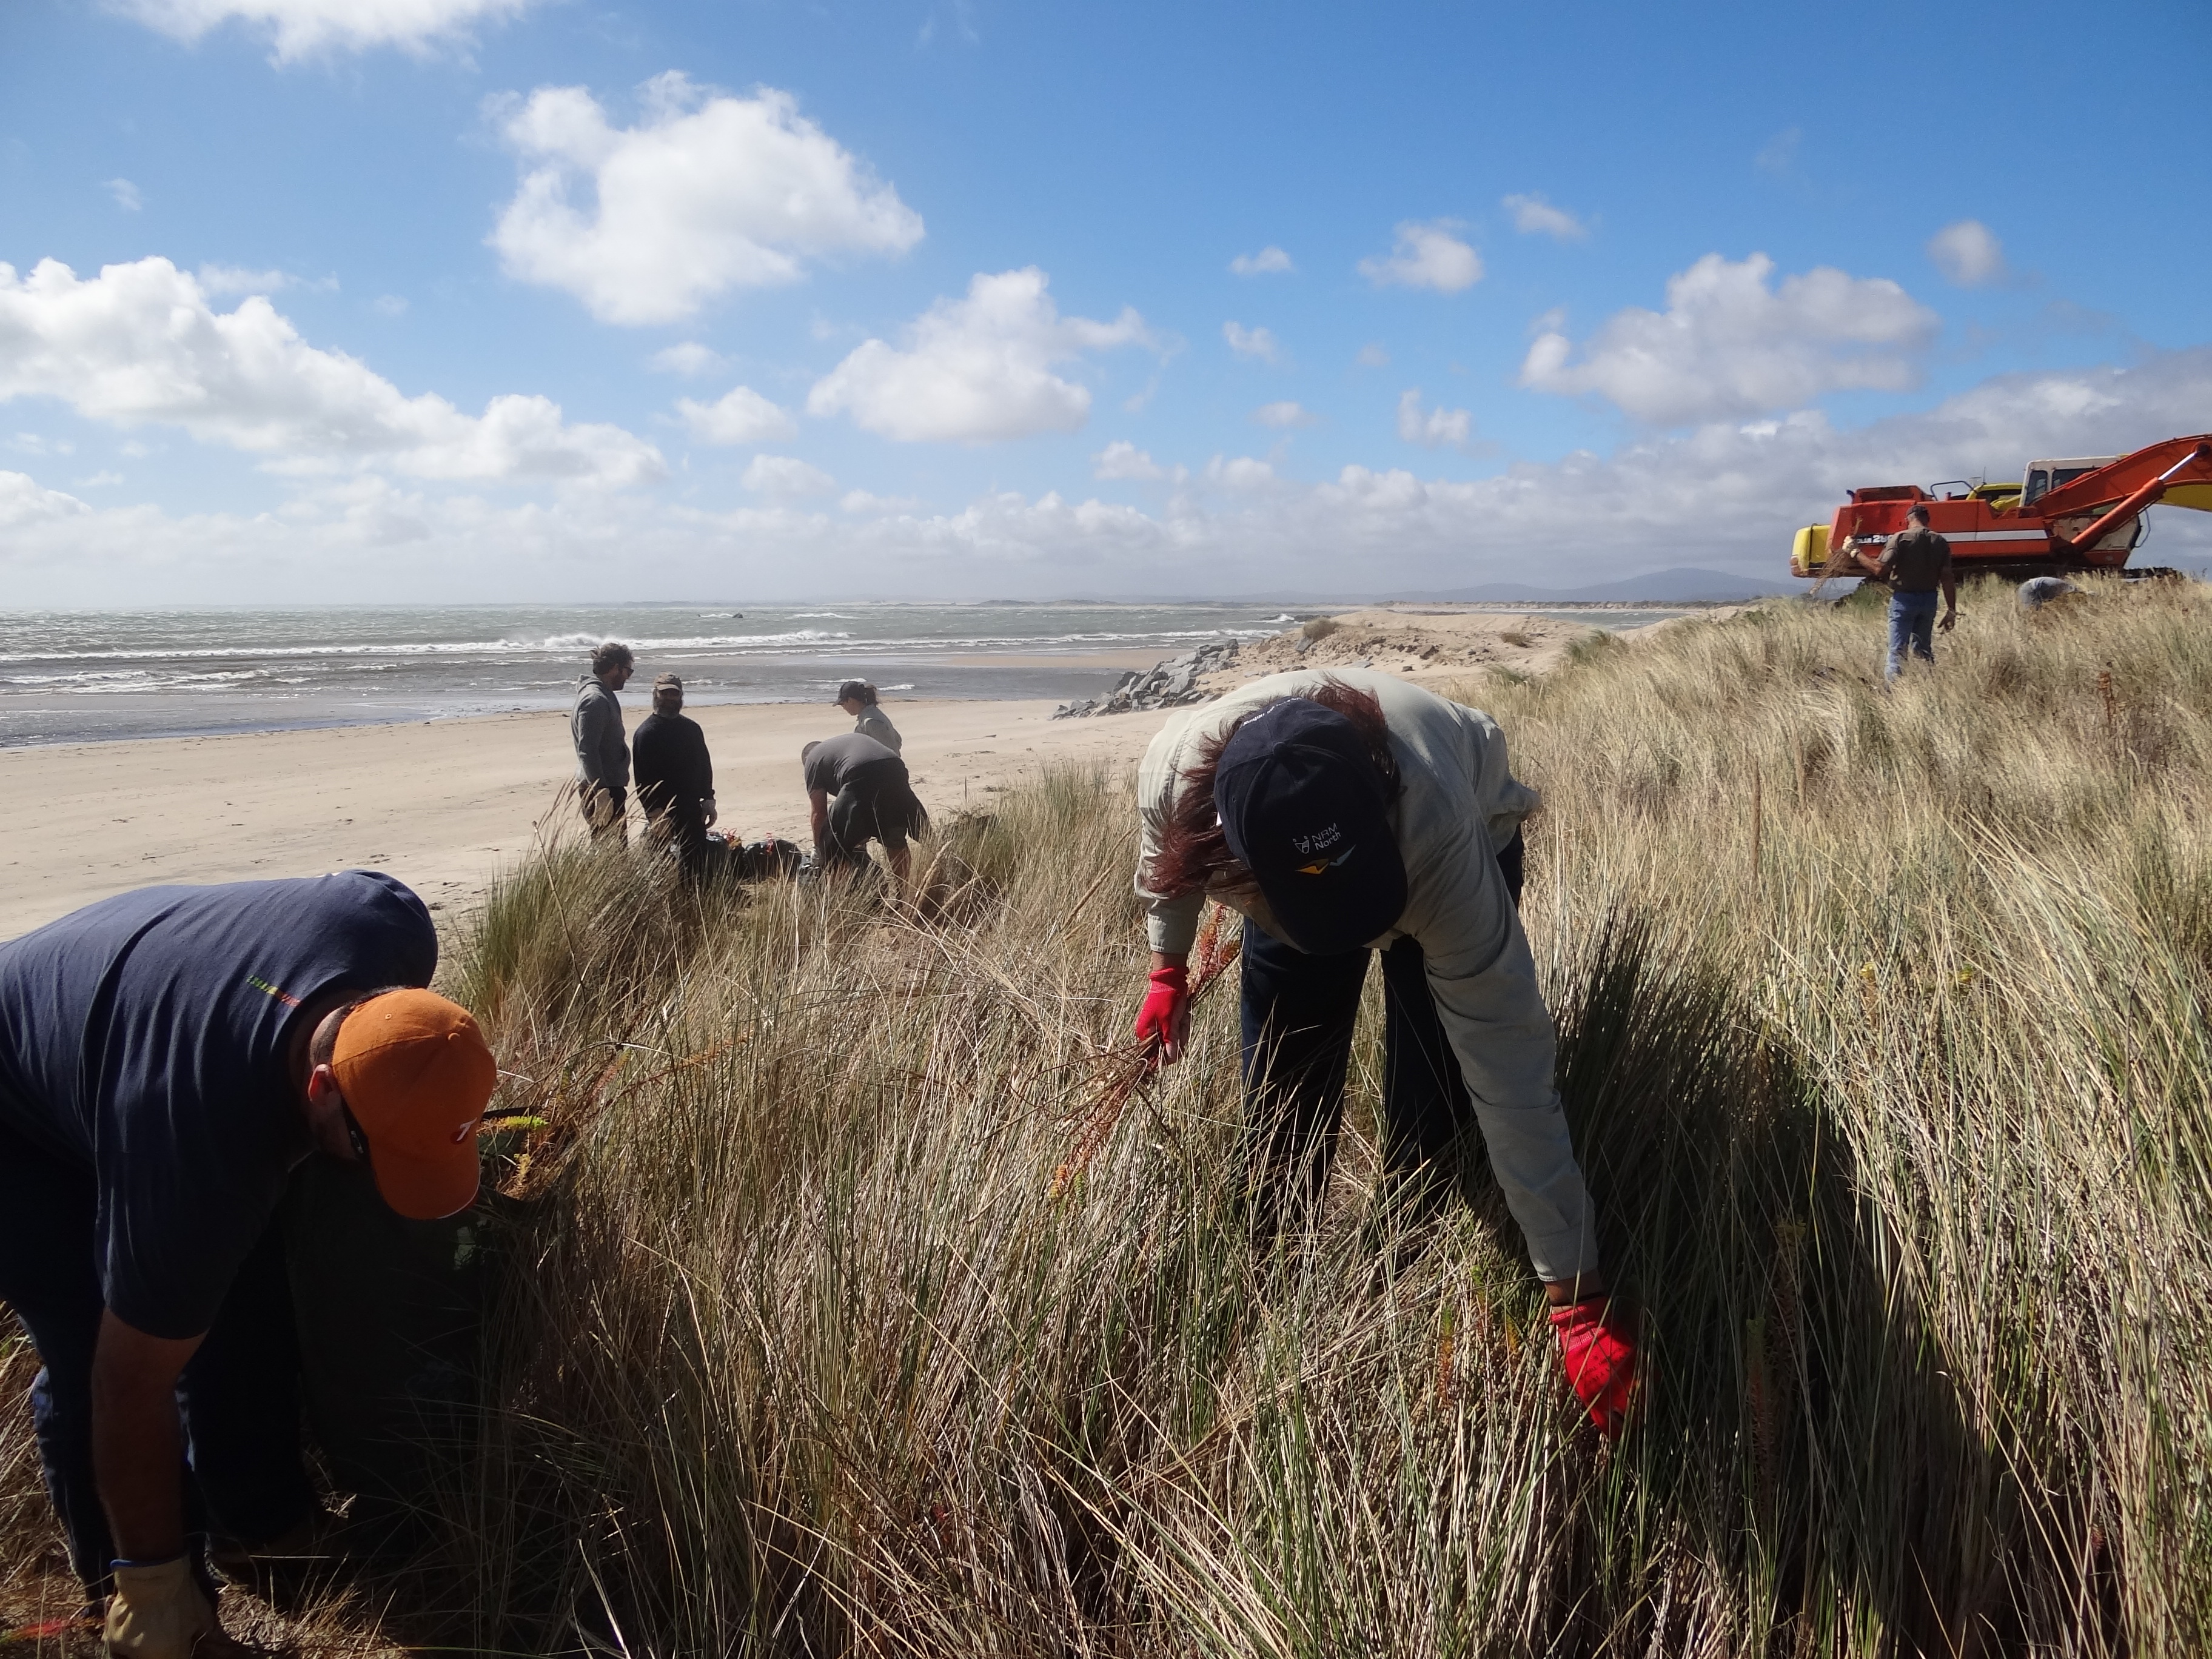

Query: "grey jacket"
<box><xmin>853</xmin><ymin>705</ymin><xmax>902</xmax><ymax>754</ymax></box>
<box><xmin>1134</xmin><ymin>668</ymin><xmax>1593</xmax><ymax>1281</ymax></box>
<box><xmin>571</xmin><ymin>675</ymin><xmax>629</xmax><ymax>793</ymax></box>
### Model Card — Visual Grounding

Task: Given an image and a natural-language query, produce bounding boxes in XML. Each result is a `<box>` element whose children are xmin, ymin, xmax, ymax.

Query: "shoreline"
<box><xmin>0</xmin><ymin>605</ymin><xmax>1720</xmax><ymax>942</ymax></box>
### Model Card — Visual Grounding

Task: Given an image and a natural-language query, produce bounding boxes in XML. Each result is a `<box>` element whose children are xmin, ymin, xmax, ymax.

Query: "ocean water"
<box><xmin>0</xmin><ymin>602</ymin><xmax>1691</xmax><ymax>748</ymax></box>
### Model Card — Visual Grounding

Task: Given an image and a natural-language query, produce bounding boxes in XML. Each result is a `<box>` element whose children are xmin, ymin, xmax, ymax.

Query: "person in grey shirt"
<box><xmin>836</xmin><ymin>679</ymin><xmax>902</xmax><ymax>752</ymax></box>
<box><xmin>571</xmin><ymin>641</ymin><xmax>633</xmax><ymax>843</ymax></box>
<box><xmin>1130</xmin><ymin>668</ymin><xmax>1635</xmax><ymax>1436</ymax></box>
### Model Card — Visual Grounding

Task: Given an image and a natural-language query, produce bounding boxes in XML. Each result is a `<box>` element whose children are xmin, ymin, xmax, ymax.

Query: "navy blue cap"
<box><xmin>1214</xmin><ymin>699</ymin><xmax>1406</xmax><ymax>954</ymax></box>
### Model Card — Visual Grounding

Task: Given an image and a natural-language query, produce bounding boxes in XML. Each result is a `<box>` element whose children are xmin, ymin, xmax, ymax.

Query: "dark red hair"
<box><xmin>1148</xmin><ymin>678</ymin><xmax>1399</xmax><ymax>899</ymax></box>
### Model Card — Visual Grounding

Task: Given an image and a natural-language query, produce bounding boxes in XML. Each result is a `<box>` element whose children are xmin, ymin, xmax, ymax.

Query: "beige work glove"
<box><xmin>104</xmin><ymin>1556</ymin><xmax>217</xmax><ymax>1658</ymax></box>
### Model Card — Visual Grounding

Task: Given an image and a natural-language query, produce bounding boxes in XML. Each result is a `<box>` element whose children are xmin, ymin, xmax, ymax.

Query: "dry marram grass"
<box><xmin>4</xmin><ymin>575</ymin><xmax>2210</xmax><ymax>1654</ymax></box>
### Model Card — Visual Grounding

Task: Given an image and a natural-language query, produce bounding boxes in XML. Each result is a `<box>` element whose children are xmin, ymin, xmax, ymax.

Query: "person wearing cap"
<box><xmin>802</xmin><ymin>731</ymin><xmax>928</xmax><ymax>882</ymax></box>
<box><xmin>632</xmin><ymin>674</ymin><xmax>717</xmax><ymax>882</ymax></box>
<box><xmin>1131</xmin><ymin>669</ymin><xmax>1636</xmax><ymax>1437</ymax></box>
<box><xmin>572</xmin><ymin>640</ymin><xmax>634</xmax><ymax>842</ymax></box>
<box><xmin>835</xmin><ymin>680</ymin><xmax>902</xmax><ymax>753</ymax></box>
<box><xmin>0</xmin><ymin>872</ymin><xmax>498</xmax><ymax>1656</ymax></box>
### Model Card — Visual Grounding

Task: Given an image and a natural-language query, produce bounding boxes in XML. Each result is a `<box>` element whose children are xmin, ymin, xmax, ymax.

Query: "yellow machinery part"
<box><xmin>2163</xmin><ymin>481</ymin><xmax>2212</xmax><ymax>513</ymax></box>
<box><xmin>1791</xmin><ymin>523</ymin><xmax>1829</xmax><ymax>577</ymax></box>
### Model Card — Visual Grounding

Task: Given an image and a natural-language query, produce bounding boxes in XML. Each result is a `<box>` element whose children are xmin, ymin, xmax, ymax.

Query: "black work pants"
<box><xmin>825</xmin><ymin>759</ymin><xmax>927</xmax><ymax>867</ymax></box>
<box><xmin>648</xmin><ymin>800</ymin><xmax>709</xmax><ymax>881</ymax></box>
<box><xmin>1236</xmin><ymin>830</ymin><xmax>1523</xmax><ymax>1222</ymax></box>
<box><xmin>0</xmin><ymin>1123</ymin><xmax>313</xmax><ymax>1591</ymax></box>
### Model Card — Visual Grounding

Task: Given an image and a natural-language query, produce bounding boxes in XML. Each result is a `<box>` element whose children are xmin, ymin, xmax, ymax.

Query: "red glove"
<box><xmin>1551</xmin><ymin>1295</ymin><xmax>1637</xmax><ymax>1439</ymax></box>
<box><xmin>1133</xmin><ymin>963</ymin><xmax>1190</xmax><ymax>1063</ymax></box>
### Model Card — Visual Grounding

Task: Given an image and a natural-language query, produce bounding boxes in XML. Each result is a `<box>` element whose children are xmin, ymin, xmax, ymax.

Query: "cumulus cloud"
<box><xmin>1254</xmin><ymin>400</ymin><xmax>1315</xmax><ymax>429</ymax></box>
<box><xmin>1230</xmin><ymin>246</ymin><xmax>1294</xmax><ymax>276</ymax></box>
<box><xmin>106</xmin><ymin>179</ymin><xmax>143</xmax><ymax>213</ymax></box>
<box><xmin>1222</xmin><ymin>321</ymin><xmax>1280</xmax><ymax>363</ymax></box>
<box><xmin>1205</xmin><ymin>455</ymin><xmax>1277</xmax><ymax>491</ymax></box>
<box><xmin>0</xmin><ymin>256</ymin><xmax>663</xmax><ymax>485</ymax></box>
<box><xmin>1358</xmin><ymin>220</ymin><xmax>1482</xmax><ymax>293</ymax></box>
<box><xmin>1503</xmin><ymin>193</ymin><xmax>1589</xmax><ymax>241</ymax></box>
<box><xmin>741</xmin><ymin>454</ymin><xmax>836</xmax><ymax>498</ymax></box>
<box><xmin>489</xmin><ymin>73</ymin><xmax>924</xmax><ymax>326</ymax></box>
<box><xmin>676</xmin><ymin>384</ymin><xmax>796</xmax><ymax>445</ymax></box>
<box><xmin>806</xmin><ymin>267</ymin><xmax>1150</xmax><ymax>443</ymax></box>
<box><xmin>1093</xmin><ymin>440</ymin><xmax>1164</xmax><ymax>481</ymax></box>
<box><xmin>116</xmin><ymin>0</ymin><xmax>542</xmax><ymax>59</ymax></box>
<box><xmin>0</xmin><ymin>470</ymin><xmax>90</xmax><ymax>530</ymax></box>
<box><xmin>1928</xmin><ymin>220</ymin><xmax>2007</xmax><ymax>287</ymax></box>
<box><xmin>11</xmin><ymin>347</ymin><xmax>2212</xmax><ymax>603</ymax></box>
<box><xmin>1396</xmin><ymin>389</ymin><xmax>1475</xmax><ymax>451</ymax></box>
<box><xmin>649</xmin><ymin>341</ymin><xmax>725</xmax><ymax>377</ymax></box>
<box><xmin>839</xmin><ymin>489</ymin><xmax>923</xmax><ymax>515</ymax></box>
<box><xmin>1518</xmin><ymin>252</ymin><xmax>1940</xmax><ymax>426</ymax></box>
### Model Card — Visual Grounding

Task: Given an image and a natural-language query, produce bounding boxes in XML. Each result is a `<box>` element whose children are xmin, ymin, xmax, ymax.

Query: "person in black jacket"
<box><xmin>632</xmin><ymin>674</ymin><xmax>717</xmax><ymax>880</ymax></box>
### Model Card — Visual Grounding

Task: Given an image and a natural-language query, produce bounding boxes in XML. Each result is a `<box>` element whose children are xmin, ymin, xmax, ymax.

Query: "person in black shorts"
<box><xmin>802</xmin><ymin>731</ymin><xmax>928</xmax><ymax>882</ymax></box>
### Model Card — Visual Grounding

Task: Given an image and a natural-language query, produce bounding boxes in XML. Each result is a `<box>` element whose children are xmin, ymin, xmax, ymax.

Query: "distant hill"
<box><xmin>1401</xmin><ymin>566</ymin><xmax>1801</xmax><ymax>603</ymax></box>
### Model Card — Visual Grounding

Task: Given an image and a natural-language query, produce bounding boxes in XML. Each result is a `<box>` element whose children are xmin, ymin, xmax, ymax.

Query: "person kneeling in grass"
<box><xmin>1130</xmin><ymin>669</ymin><xmax>1636</xmax><ymax>1437</ymax></box>
<box><xmin>803</xmin><ymin>731</ymin><xmax>928</xmax><ymax>885</ymax></box>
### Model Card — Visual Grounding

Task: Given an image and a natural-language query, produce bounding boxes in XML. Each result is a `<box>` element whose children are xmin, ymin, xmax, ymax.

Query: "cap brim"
<box><xmin>369</xmin><ymin>1138</ymin><xmax>482</xmax><ymax>1222</ymax></box>
<box><xmin>1263</xmin><ymin>869</ymin><xmax>1408</xmax><ymax>954</ymax></box>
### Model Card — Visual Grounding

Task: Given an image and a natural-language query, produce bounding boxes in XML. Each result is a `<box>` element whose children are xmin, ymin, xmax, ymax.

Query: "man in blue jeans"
<box><xmin>1854</xmin><ymin>503</ymin><xmax>1957</xmax><ymax>678</ymax></box>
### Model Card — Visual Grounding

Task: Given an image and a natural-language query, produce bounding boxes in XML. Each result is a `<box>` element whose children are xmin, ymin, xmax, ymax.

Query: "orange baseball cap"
<box><xmin>331</xmin><ymin>988</ymin><xmax>498</xmax><ymax>1220</ymax></box>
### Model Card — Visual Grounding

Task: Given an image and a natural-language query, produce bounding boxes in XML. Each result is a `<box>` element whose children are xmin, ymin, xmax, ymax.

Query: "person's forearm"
<box><xmin>1543</xmin><ymin>1270</ymin><xmax>1607</xmax><ymax>1306</ymax></box>
<box><xmin>91</xmin><ymin>1313</ymin><xmax>196</xmax><ymax>1561</ymax></box>
<box><xmin>1150</xmin><ymin>950</ymin><xmax>1188</xmax><ymax>973</ymax></box>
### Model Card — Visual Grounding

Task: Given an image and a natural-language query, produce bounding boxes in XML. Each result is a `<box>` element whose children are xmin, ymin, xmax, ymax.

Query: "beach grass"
<box><xmin>7</xmin><ymin>572</ymin><xmax>2212</xmax><ymax>1654</ymax></box>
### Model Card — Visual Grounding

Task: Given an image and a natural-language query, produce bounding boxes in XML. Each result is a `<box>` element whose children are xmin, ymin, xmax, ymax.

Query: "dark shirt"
<box><xmin>803</xmin><ymin>731</ymin><xmax>899</xmax><ymax>796</ymax></box>
<box><xmin>0</xmin><ymin>873</ymin><xmax>437</xmax><ymax>1339</ymax></box>
<box><xmin>632</xmin><ymin>711</ymin><xmax>714</xmax><ymax>816</ymax></box>
<box><xmin>1882</xmin><ymin>527</ymin><xmax>1952</xmax><ymax>594</ymax></box>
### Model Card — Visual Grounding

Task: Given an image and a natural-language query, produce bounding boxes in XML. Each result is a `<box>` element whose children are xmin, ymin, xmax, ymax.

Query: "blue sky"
<box><xmin>2</xmin><ymin>0</ymin><xmax>2207</xmax><ymax>603</ymax></box>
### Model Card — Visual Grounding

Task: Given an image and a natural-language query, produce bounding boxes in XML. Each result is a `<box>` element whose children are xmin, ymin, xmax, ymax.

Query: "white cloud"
<box><xmin>371</xmin><ymin>294</ymin><xmax>408</xmax><ymax>318</ymax></box>
<box><xmin>807</xmin><ymin>267</ymin><xmax>1150</xmax><ymax>443</ymax></box>
<box><xmin>1356</xmin><ymin>342</ymin><xmax>1390</xmax><ymax>368</ymax></box>
<box><xmin>1928</xmin><ymin>220</ymin><xmax>2007</xmax><ymax>287</ymax></box>
<box><xmin>649</xmin><ymin>341</ymin><xmax>724</xmax><ymax>377</ymax></box>
<box><xmin>1502</xmin><ymin>193</ymin><xmax>1589</xmax><ymax>241</ymax></box>
<box><xmin>1205</xmin><ymin>455</ymin><xmax>1276</xmax><ymax>491</ymax></box>
<box><xmin>196</xmin><ymin>264</ymin><xmax>292</xmax><ymax>297</ymax></box>
<box><xmin>1358</xmin><ymin>220</ymin><xmax>1482</xmax><ymax>293</ymax></box>
<box><xmin>741</xmin><ymin>454</ymin><xmax>836</xmax><ymax>498</ymax></box>
<box><xmin>0</xmin><ymin>470</ymin><xmax>89</xmax><ymax>530</ymax></box>
<box><xmin>1229</xmin><ymin>246</ymin><xmax>1294</xmax><ymax>276</ymax></box>
<box><xmin>839</xmin><ymin>489</ymin><xmax>923</xmax><ymax>515</ymax></box>
<box><xmin>1222</xmin><ymin>321</ymin><xmax>1280</xmax><ymax>363</ymax></box>
<box><xmin>1518</xmin><ymin>252</ymin><xmax>1940</xmax><ymax>426</ymax></box>
<box><xmin>1396</xmin><ymin>388</ymin><xmax>1474</xmax><ymax>451</ymax></box>
<box><xmin>1093</xmin><ymin>440</ymin><xmax>1164</xmax><ymax>481</ymax></box>
<box><xmin>676</xmin><ymin>384</ymin><xmax>796</xmax><ymax>445</ymax></box>
<box><xmin>73</xmin><ymin>470</ymin><xmax>126</xmax><ymax>488</ymax></box>
<box><xmin>106</xmin><ymin>179</ymin><xmax>143</xmax><ymax>213</ymax></box>
<box><xmin>115</xmin><ymin>0</ymin><xmax>541</xmax><ymax>60</ymax></box>
<box><xmin>0</xmin><ymin>256</ymin><xmax>663</xmax><ymax>485</ymax></box>
<box><xmin>8</xmin><ymin>347</ymin><xmax>2211</xmax><ymax>603</ymax></box>
<box><xmin>1254</xmin><ymin>400</ymin><xmax>1315</xmax><ymax>429</ymax></box>
<box><xmin>489</xmin><ymin>73</ymin><xmax>924</xmax><ymax>327</ymax></box>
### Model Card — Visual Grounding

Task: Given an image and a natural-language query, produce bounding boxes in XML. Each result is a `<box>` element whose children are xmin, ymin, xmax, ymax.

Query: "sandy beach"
<box><xmin>0</xmin><ymin>606</ymin><xmax>1637</xmax><ymax>941</ymax></box>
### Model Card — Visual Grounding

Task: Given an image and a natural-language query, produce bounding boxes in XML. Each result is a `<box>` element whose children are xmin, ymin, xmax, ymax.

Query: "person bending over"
<box><xmin>632</xmin><ymin>674</ymin><xmax>717</xmax><ymax>882</ymax></box>
<box><xmin>1130</xmin><ymin>669</ymin><xmax>1636</xmax><ymax>1436</ymax></box>
<box><xmin>802</xmin><ymin>731</ymin><xmax>927</xmax><ymax>884</ymax></box>
<box><xmin>0</xmin><ymin>873</ymin><xmax>500</xmax><ymax>1656</ymax></box>
<box><xmin>835</xmin><ymin>679</ymin><xmax>902</xmax><ymax>754</ymax></box>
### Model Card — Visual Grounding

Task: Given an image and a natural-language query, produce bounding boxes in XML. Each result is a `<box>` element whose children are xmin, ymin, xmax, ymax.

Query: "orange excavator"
<box><xmin>1790</xmin><ymin>434</ymin><xmax>2212</xmax><ymax>585</ymax></box>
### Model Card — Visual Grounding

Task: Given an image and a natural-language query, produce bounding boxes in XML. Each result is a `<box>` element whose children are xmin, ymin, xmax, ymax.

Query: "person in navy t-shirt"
<box><xmin>0</xmin><ymin>872</ymin><xmax>498</xmax><ymax>1659</ymax></box>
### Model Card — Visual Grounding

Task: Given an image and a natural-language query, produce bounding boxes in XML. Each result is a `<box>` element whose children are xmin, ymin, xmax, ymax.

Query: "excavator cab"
<box><xmin>2023</xmin><ymin>456</ymin><xmax>2119</xmax><ymax>507</ymax></box>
